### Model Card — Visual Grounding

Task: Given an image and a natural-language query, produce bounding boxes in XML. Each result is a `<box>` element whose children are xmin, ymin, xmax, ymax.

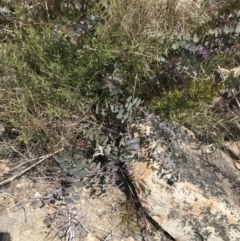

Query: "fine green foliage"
<box><xmin>0</xmin><ymin>1</ymin><xmax>239</xmax><ymax>239</ymax></box>
<box><xmin>0</xmin><ymin>0</ymin><xmax>239</xmax><ymax>153</ymax></box>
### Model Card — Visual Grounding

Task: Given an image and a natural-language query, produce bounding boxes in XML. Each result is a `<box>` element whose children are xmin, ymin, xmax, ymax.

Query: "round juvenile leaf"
<box><xmin>170</xmin><ymin>151</ymin><xmax>178</xmax><ymax>161</ymax></box>
<box><xmin>119</xmin><ymin>107</ymin><xmax>125</xmax><ymax>115</ymax></box>
<box><xmin>119</xmin><ymin>138</ymin><xmax>126</xmax><ymax>147</ymax></box>
<box><xmin>101</xmin><ymin>109</ymin><xmax>106</xmax><ymax>116</ymax></box>
<box><xmin>72</xmin><ymin>195</ymin><xmax>80</xmax><ymax>200</ymax></box>
<box><xmin>127</xmin><ymin>144</ymin><xmax>139</xmax><ymax>150</ymax></box>
<box><xmin>172</xmin><ymin>43</ymin><xmax>179</xmax><ymax>50</ymax></box>
<box><xmin>110</xmin><ymin>105</ymin><xmax>114</xmax><ymax>112</ymax></box>
<box><xmin>135</xmin><ymin>99</ymin><xmax>141</xmax><ymax>107</ymax></box>
<box><xmin>127</xmin><ymin>103</ymin><xmax>133</xmax><ymax>111</ymax></box>
<box><xmin>105</xmin><ymin>144</ymin><xmax>111</xmax><ymax>155</ymax></box>
<box><xmin>65</xmin><ymin>187</ymin><xmax>75</xmax><ymax>193</ymax></box>
<box><xmin>75</xmin><ymin>163</ymin><xmax>85</xmax><ymax>169</ymax></box>
<box><xmin>123</xmin><ymin>112</ymin><xmax>129</xmax><ymax>120</ymax></box>
<box><xmin>60</xmin><ymin>162</ymin><xmax>71</xmax><ymax>168</ymax></box>
<box><xmin>89</xmin><ymin>133</ymin><xmax>94</xmax><ymax>141</ymax></box>
<box><xmin>235</xmin><ymin>22</ymin><xmax>240</xmax><ymax>34</ymax></box>
<box><xmin>184</xmin><ymin>137</ymin><xmax>190</xmax><ymax>145</ymax></box>
<box><xmin>68</xmin><ymin>168</ymin><xmax>77</xmax><ymax>175</ymax></box>
<box><xmin>73</xmin><ymin>170</ymin><xmax>88</xmax><ymax>179</ymax></box>
<box><xmin>132</xmin><ymin>97</ymin><xmax>139</xmax><ymax>105</ymax></box>
<box><xmin>126</xmin><ymin>138</ymin><xmax>140</xmax><ymax>146</ymax></box>
<box><xmin>103</xmin><ymin>137</ymin><xmax>109</xmax><ymax>145</ymax></box>
<box><xmin>50</xmin><ymin>166</ymin><xmax>61</xmax><ymax>172</ymax></box>
<box><xmin>64</xmin><ymin>154</ymin><xmax>73</xmax><ymax>162</ymax></box>
<box><xmin>126</xmin><ymin>96</ymin><xmax>132</xmax><ymax>103</ymax></box>
<box><xmin>62</xmin><ymin>169</ymin><xmax>69</xmax><ymax>174</ymax></box>
<box><xmin>105</xmin><ymin>100</ymin><xmax>109</xmax><ymax>108</ymax></box>
<box><xmin>111</xmin><ymin>166</ymin><xmax>120</xmax><ymax>172</ymax></box>
<box><xmin>106</xmin><ymin>154</ymin><xmax>119</xmax><ymax>162</ymax></box>
<box><xmin>64</xmin><ymin>177</ymin><xmax>77</xmax><ymax>183</ymax></box>
<box><xmin>55</xmin><ymin>156</ymin><xmax>65</xmax><ymax>163</ymax></box>
<box><xmin>116</xmin><ymin>112</ymin><xmax>122</xmax><ymax>119</ymax></box>
<box><xmin>179</xmin><ymin>154</ymin><xmax>188</xmax><ymax>163</ymax></box>
<box><xmin>119</xmin><ymin>157</ymin><xmax>127</xmax><ymax>162</ymax></box>
<box><xmin>73</xmin><ymin>181</ymin><xmax>84</xmax><ymax>188</ymax></box>
<box><xmin>193</xmin><ymin>33</ymin><xmax>199</xmax><ymax>43</ymax></box>
<box><xmin>65</xmin><ymin>198</ymin><xmax>74</xmax><ymax>204</ymax></box>
<box><xmin>73</xmin><ymin>148</ymin><xmax>82</xmax><ymax>154</ymax></box>
<box><xmin>73</xmin><ymin>154</ymin><xmax>81</xmax><ymax>160</ymax></box>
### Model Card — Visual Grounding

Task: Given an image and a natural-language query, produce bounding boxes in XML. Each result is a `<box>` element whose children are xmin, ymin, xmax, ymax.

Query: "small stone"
<box><xmin>0</xmin><ymin>164</ymin><xmax>10</xmax><ymax>173</ymax></box>
<box><xmin>34</xmin><ymin>192</ymin><xmax>42</xmax><ymax>198</ymax></box>
<box><xmin>121</xmin><ymin>237</ymin><xmax>135</xmax><ymax>241</ymax></box>
<box><xmin>16</xmin><ymin>184</ymin><xmax>22</xmax><ymax>188</ymax></box>
<box><xmin>235</xmin><ymin>162</ymin><xmax>240</xmax><ymax>170</ymax></box>
<box><xmin>85</xmin><ymin>234</ymin><xmax>100</xmax><ymax>241</ymax></box>
<box><xmin>25</xmin><ymin>202</ymin><xmax>31</xmax><ymax>208</ymax></box>
<box><xmin>0</xmin><ymin>159</ymin><xmax>9</xmax><ymax>163</ymax></box>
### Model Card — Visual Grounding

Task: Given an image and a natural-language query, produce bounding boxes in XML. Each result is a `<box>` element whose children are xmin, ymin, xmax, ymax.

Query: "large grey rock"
<box><xmin>129</xmin><ymin>122</ymin><xmax>240</xmax><ymax>241</ymax></box>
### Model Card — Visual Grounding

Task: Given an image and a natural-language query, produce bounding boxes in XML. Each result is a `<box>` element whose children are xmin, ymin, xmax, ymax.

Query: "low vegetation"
<box><xmin>0</xmin><ymin>0</ymin><xmax>239</xmax><ymax>238</ymax></box>
<box><xmin>0</xmin><ymin>0</ymin><xmax>239</xmax><ymax>154</ymax></box>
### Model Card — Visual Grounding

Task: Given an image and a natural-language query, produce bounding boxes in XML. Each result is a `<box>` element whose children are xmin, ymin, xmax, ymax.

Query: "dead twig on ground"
<box><xmin>0</xmin><ymin>148</ymin><xmax>64</xmax><ymax>187</ymax></box>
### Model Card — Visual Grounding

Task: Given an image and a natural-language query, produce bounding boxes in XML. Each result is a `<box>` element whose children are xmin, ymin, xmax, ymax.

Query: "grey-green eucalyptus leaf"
<box><xmin>116</xmin><ymin>112</ymin><xmax>122</xmax><ymax>119</ymax></box>
<box><xmin>65</xmin><ymin>198</ymin><xmax>74</xmax><ymax>204</ymax></box>
<box><xmin>51</xmin><ymin>166</ymin><xmax>61</xmax><ymax>172</ymax></box>
<box><xmin>73</xmin><ymin>170</ymin><xmax>88</xmax><ymax>179</ymax></box>
<box><xmin>72</xmin><ymin>195</ymin><xmax>80</xmax><ymax>200</ymax></box>
<box><xmin>64</xmin><ymin>177</ymin><xmax>77</xmax><ymax>183</ymax></box>
<box><xmin>74</xmin><ymin>182</ymin><xmax>84</xmax><ymax>188</ymax></box>
<box><xmin>135</xmin><ymin>99</ymin><xmax>141</xmax><ymax>107</ymax></box>
<box><xmin>127</xmin><ymin>103</ymin><xmax>133</xmax><ymax>111</ymax></box>
<box><xmin>60</xmin><ymin>162</ymin><xmax>71</xmax><ymax>168</ymax></box>
<box><xmin>65</xmin><ymin>187</ymin><xmax>75</xmax><ymax>193</ymax></box>
<box><xmin>105</xmin><ymin>144</ymin><xmax>111</xmax><ymax>155</ymax></box>
<box><xmin>73</xmin><ymin>154</ymin><xmax>81</xmax><ymax>160</ymax></box>
<box><xmin>132</xmin><ymin>97</ymin><xmax>138</xmax><ymax>105</ymax></box>
<box><xmin>126</xmin><ymin>138</ymin><xmax>140</xmax><ymax>145</ymax></box>
<box><xmin>55</xmin><ymin>156</ymin><xmax>65</xmax><ymax>163</ymax></box>
<box><xmin>126</xmin><ymin>96</ymin><xmax>132</xmax><ymax>102</ymax></box>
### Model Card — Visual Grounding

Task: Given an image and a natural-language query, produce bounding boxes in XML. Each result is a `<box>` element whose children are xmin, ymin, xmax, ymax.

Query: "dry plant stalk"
<box><xmin>0</xmin><ymin>148</ymin><xmax>64</xmax><ymax>187</ymax></box>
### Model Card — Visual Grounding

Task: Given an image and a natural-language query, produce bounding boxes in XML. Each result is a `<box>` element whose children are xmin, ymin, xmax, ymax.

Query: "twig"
<box><xmin>11</xmin><ymin>146</ymin><xmax>29</xmax><ymax>161</ymax></box>
<box><xmin>0</xmin><ymin>148</ymin><xmax>64</xmax><ymax>187</ymax></box>
<box><xmin>103</xmin><ymin>232</ymin><xmax>113</xmax><ymax>241</ymax></box>
<box><xmin>218</xmin><ymin>66</ymin><xmax>240</xmax><ymax>108</ymax></box>
<box><xmin>44</xmin><ymin>0</ymin><xmax>50</xmax><ymax>22</ymax></box>
<box><xmin>8</xmin><ymin>147</ymin><xmax>48</xmax><ymax>173</ymax></box>
<box><xmin>89</xmin><ymin>226</ymin><xmax>122</xmax><ymax>239</ymax></box>
<box><xmin>231</xmin><ymin>89</ymin><xmax>240</xmax><ymax>108</ymax></box>
<box><xmin>65</xmin><ymin>226</ymin><xmax>75</xmax><ymax>241</ymax></box>
<box><xmin>9</xmin><ymin>146</ymin><xmax>62</xmax><ymax>173</ymax></box>
<box><xmin>0</xmin><ymin>190</ymin><xmax>14</xmax><ymax>198</ymax></box>
<box><xmin>12</xmin><ymin>202</ymin><xmax>28</xmax><ymax>222</ymax></box>
<box><xmin>78</xmin><ymin>220</ymin><xmax>90</xmax><ymax>234</ymax></box>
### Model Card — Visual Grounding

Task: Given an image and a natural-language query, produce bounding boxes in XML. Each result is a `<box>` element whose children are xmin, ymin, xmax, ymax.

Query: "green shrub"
<box><xmin>0</xmin><ymin>0</ymin><xmax>239</xmax><ymax>152</ymax></box>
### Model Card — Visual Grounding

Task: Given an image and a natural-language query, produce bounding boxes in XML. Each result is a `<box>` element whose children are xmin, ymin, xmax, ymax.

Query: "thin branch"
<box><xmin>0</xmin><ymin>148</ymin><xmax>64</xmax><ymax>187</ymax></box>
<box><xmin>78</xmin><ymin>220</ymin><xmax>90</xmax><ymax>234</ymax></box>
<box><xmin>10</xmin><ymin>146</ymin><xmax>29</xmax><ymax>161</ymax></box>
<box><xmin>231</xmin><ymin>89</ymin><xmax>240</xmax><ymax>108</ymax></box>
<box><xmin>8</xmin><ymin>147</ymin><xmax>62</xmax><ymax>173</ymax></box>
<box><xmin>103</xmin><ymin>232</ymin><xmax>113</xmax><ymax>241</ymax></box>
<box><xmin>44</xmin><ymin>0</ymin><xmax>50</xmax><ymax>22</ymax></box>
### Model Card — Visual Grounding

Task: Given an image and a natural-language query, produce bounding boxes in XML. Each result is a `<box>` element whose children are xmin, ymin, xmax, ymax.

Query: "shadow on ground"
<box><xmin>0</xmin><ymin>232</ymin><xmax>11</xmax><ymax>241</ymax></box>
